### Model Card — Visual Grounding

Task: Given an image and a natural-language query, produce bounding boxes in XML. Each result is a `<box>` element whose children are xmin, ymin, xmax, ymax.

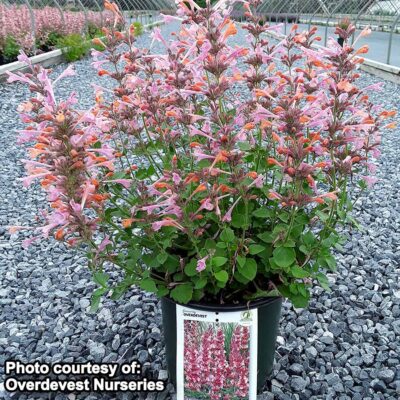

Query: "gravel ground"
<box><xmin>0</xmin><ymin>21</ymin><xmax>399</xmax><ymax>400</ymax></box>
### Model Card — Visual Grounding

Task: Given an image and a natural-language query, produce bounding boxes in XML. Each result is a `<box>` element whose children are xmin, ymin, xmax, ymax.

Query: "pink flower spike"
<box><xmin>9</xmin><ymin>225</ymin><xmax>29</xmax><ymax>234</ymax></box>
<box><xmin>53</xmin><ymin>65</ymin><xmax>76</xmax><ymax>85</ymax></box>
<box><xmin>17</xmin><ymin>51</ymin><xmax>31</xmax><ymax>66</ymax></box>
<box><xmin>172</xmin><ymin>173</ymin><xmax>181</xmax><ymax>185</ymax></box>
<box><xmin>362</xmin><ymin>176</ymin><xmax>378</xmax><ymax>188</ymax></box>
<box><xmin>222</xmin><ymin>197</ymin><xmax>241</xmax><ymax>223</ymax></box>
<box><xmin>152</xmin><ymin>218</ymin><xmax>185</xmax><ymax>232</ymax></box>
<box><xmin>196</xmin><ymin>255</ymin><xmax>209</xmax><ymax>272</ymax></box>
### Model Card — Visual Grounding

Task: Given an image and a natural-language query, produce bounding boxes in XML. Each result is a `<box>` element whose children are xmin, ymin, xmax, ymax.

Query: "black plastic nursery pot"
<box><xmin>161</xmin><ymin>295</ymin><xmax>282</xmax><ymax>393</ymax></box>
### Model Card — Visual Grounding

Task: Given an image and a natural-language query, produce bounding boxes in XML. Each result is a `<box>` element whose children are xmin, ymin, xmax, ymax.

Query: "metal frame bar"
<box><xmin>387</xmin><ymin>13</ymin><xmax>400</xmax><ymax>64</ymax></box>
<box><xmin>323</xmin><ymin>0</ymin><xmax>349</xmax><ymax>46</ymax></box>
<box><xmin>351</xmin><ymin>0</ymin><xmax>376</xmax><ymax>43</ymax></box>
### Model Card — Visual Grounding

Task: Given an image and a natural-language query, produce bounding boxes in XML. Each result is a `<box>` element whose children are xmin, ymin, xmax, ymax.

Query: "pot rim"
<box><xmin>162</xmin><ymin>295</ymin><xmax>282</xmax><ymax>312</ymax></box>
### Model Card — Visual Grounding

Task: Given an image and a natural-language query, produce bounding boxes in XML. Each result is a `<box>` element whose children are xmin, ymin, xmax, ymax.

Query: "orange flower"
<box><xmin>166</xmin><ymin>110</ymin><xmax>178</xmax><ymax>118</ymax></box>
<box><xmin>247</xmin><ymin>171</ymin><xmax>258</xmax><ymax>179</ymax></box>
<box><xmin>98</xmin><ymin>70</ymin><xmax>109</xmax><ymax>76</ymax></box>
<box><xmin>355</xmin><ymin>45</ymin><xmax>369</xmax><ymax>55</ymax></box>
<box><xmin>222</xmin><ymin>21</ymin><xmax>237</xmax><ymax>40</ymax></box>
<box><xmin>56</xmin><ymin>112</ymin><xmax>65</xmax><ymax>123</ymax></box>
<box><xmin>254</xmin><ymin>89</ymin><xmax>270</xmax><ymax>98</ymax></box>
<box><xmin>122</xmin><ymin>218</ymin><xmax>134</xmax><ymax>228</ymax></box>
<box><xmin>193</xmin><ymin>184</ymin><xmax>207</xmax><ymax>194</ymax></box>
<box><xmin>184</xmin><ymin>173</ymin><xmax>200</xmax><ymax>184</ymax></box>
<box><xmin>55</xmin><ymin>229</ymin><xmax>65</xmax><ymax>240</ymax></box>
<box><xmin>154</xmin><ymin>182</ymin><xmax>169</xmax><ymax>189</ymax></box>
<box><xmin>218</xmin><ymin>184</ymin><xmax>231</xmax><ymax>193</ymax></box>
<box><xmin>337</xmin><ymin>80</ymin><xmax>354</xmax><ymax>92</ymax></box>
<box><xmin>380</xmin><ymin>110</ymin><xmax>396</xmax><ymax>118</ymax></box>
<box><xmin>267</xmin><ymin>157</ymin><xmax>283</xmax><ymax>167</ymax></box>
<box><xmin>243</xmin><ymin>122</ymin><xmax>255</xmax><ymax>130</ymax></box>
<box><xmin>121</xmin><ymin>95</ymin><xmax>131</xmax><ymax>103</ymax></box>
<box><xmin>261</xmin><ymin>120</ymin><xmax>272</xmax><ymax>129</ymax></box>
<box><xmin>92</xmin><ymin>37</ymin><xmax>105</xmax><ymax>48</ymax></box>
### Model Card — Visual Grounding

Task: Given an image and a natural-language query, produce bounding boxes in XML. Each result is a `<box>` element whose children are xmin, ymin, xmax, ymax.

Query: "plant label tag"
<box><xmin>176</xmin><ymin>305</ymin><xmax>258</xmax><ymax>400</ymax></box>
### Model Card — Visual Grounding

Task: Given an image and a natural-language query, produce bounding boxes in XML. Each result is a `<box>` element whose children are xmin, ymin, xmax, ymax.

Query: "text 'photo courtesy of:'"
<box><xmin>1</xmin><ymin>0</ymin><xmax>399</xmax><ymax>399</ymax></box>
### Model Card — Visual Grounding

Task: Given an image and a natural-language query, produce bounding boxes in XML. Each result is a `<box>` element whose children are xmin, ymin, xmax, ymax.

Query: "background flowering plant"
<box><xmin>10</xmin><ymin>0</ymin><xmax>395</xmax><ymax>308</ymax></box>
<box><xmin>0</xmin><ymin>4</ymin><xmax>111</xmax><ymax>63</ymax></box>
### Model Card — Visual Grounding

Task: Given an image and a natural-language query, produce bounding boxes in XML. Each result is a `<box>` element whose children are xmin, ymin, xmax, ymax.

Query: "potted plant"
<box><xmin>335</xmin><ymin>17</ymin><xmax>353</xmax><ymax>46</ymax></box>
<box><xmin>9</xmin><ymin>0</ymin><xmax>394</xmax><ymax>397</ymax></box>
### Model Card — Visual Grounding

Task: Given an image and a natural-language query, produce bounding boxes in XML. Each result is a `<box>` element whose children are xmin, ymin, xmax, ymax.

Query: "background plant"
<box><xmin>0</xmin><ymin>3</ymin><xmax>112</xmax><ymax>63</ymax></box>
<box><xmin>9</xmin><ymin>0</ymin><xmax>395</xmax><ymax>308</ymax></box>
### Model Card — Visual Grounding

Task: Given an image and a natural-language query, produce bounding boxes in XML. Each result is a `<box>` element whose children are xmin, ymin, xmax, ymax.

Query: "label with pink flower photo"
<box><xmin>176</xmin><ymin>305</ymin><xmax>258</xmax><ymax>400</ymax></box>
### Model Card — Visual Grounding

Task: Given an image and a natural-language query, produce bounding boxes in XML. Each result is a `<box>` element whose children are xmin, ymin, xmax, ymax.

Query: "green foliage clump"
<box><xmin>88</xmin><ymin>23</ymin><xmax>103</xmax><ymax>39</ymax></box>
<box><xmin>131</xmin><ymin>21</ymin><xmax>143</xmax><ymax>36</ymax></box>
<box><xmin>46</xmin><ymin>31</ymin><xmax>63</xmax><ymax>47</ymax></box>
<box><xmin>57</xmin><ymin>34</ymin><xmax>90</xmax><ymax>62</ymax></box>
<box><xmin>3</xmin><ymin>36</ymin><xmax>20</xmax><ymax>63</ymax></box>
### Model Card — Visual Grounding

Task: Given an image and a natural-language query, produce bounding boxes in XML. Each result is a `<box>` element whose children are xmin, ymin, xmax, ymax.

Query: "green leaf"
<box><xmin>299</xmin><ymin>245</ymin><xmax>309</xmax><ymax>255</ymax></box>
<box><xmin>316</xmin><ymin>273</ymin><xmax>331</xmax><ymax>291</ymax></box>
<box><xmin>291</xmin><ymin>293</ymin><xmax>309</xmax><ymax>308</ymax></box>
<box><xmin>140</xmin><ymin>279</ymin><xmax>158</xmax><ymax>293</ymax></box>
<box><xmin>164</xmin><ymin>255</ymin><xmax>180</xmax><ymax>273</ymax></box>
<box><xmin>142</xmin><ymin>253</ymin><xmax>160</xmax><ymax>268</ymax></box>
<box><xmin>325</xmin><ymin>255</ymin><xmax>337</xmax><ymax>271</ymax></box>
<box><xmin>302</xmin><ymin>231</ymin><xmax>316</xmax><ymax>246</ymax></box>
<box><xmin>157</xmin><ymin>252</ymin><xmax>169</xmax><ymax>264</ymax></box>
<box><xmin>157</xmin><ymin>286</ymin><xmax>169</xmax><ymax>297</ymax></box>
<box><xmin>194</xmin><ymin>277</ymin><xmax>207</xmax><ymax>289</ymax></box>
<box><xmin>234</xmin><ymin>270</ymin><xmax>251</xmax><ymax>284</ymax></box>
<box><xmin>238</xmin><ymin>258</ymin><xmax>257</xmax><ymax>281</ymax></box>
<box><xmin>170</xmin><ymin>284</ymin><xmax>193</xmax><ymax>304</ymax></box>
<box><xmin>93</xmin><ymin>272</ymin><xmax>109</xmax><ymax>288</ymax></box>
<box><xmin>214</xmin><ymin>270</ymin><xmax>229</xmax><ymax>283</ymax></box>
<box><xmin>220</xmin><ymin>228</ymin><xmax>235</xmax><ymax>242</ymax></box>
<box><xmin>238</xmin><ymin>141</ymin><xmax>252</xmax><ymax>151</ymax></box>
<box><xmin>192</xmin><ymin>289</ymin><xmax>204</xmax><ymax>302</ymax></box>
<box><xmin>205</xmin><ymin>239</ymin><xmax>216</xmax><ymax>250</ymax></box>
<box><xmin>244</xmin><ymin>288</ymin><xmax>281</xmax><ymax>300</ymax></box>
<box><xmin>258</xmin><ymin>232</ymin><xmax>273</xmax><ymax>243</ymax></box>
<box><xmin>272</xmin><ymin>247</ymin><xmax>296</xmax><ymax>268</ymax></box>
<box><xmin>90</xmin><ymin>287</ymin><xmax>107</xmax><ymax>312</ymax></box>
<box><xmin>232</xmin><ymin>213</ymin><xmax>247</xmax><ymax>229</ymax></box>
<box><xmin>315</xmin><ymin>210</ymin><xmax>329</xmax><ymax>222</ymax></box>
<box><xmin>252</xmin><ymin>208</ymin><xmax>271</xmax><ymax>218</ymax></box>
<box><xmin>184</xmin><ymin>259</ymin><xmax>198</xmax><ymax>277</ymax></box>
<box><xmin>277</xmin><ymin>212</ymin><xmax>289</xmax><ymax>222</ymax></box>
<box><xmin>212</xmin><ymin>257</ymin><xmax>228</xmax><ymax>267</ymax></box>
<box><xmin>291</xmin><ymin>266</ymin><xmax>309</xmax><ymax>278</ymax></box>
<box><xmin>249</xmin><ymin>244</ymin><xmax>266</xmax><ymax>255</ymax></box>
<box><xmin>237</xmin><ymin>255</ymin><xmax>246</xmax><ymax>268</ymax></box>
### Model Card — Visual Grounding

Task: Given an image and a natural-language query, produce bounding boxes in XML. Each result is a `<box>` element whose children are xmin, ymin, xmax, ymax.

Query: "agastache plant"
<box><xmin>10</xmin><ymin>0</ymin><xmax>395</xmax><ymax>308</ymax></box>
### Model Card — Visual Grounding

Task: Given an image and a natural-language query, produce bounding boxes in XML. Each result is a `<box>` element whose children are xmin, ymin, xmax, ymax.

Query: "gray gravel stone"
<box><xmin>290</xmin><ymin>376</ymin><xmax>307</xmax><ymax>391</ymax></box>
<box><xmin>378</xmin><ymin>368</ymin><xmax>395</xmax><ymax>383</ymax></box>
